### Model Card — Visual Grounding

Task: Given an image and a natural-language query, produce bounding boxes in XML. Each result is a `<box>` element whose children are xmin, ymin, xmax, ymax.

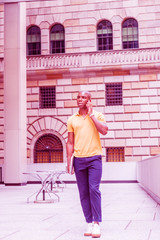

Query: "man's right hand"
<box><xmin>67</xmin><ymin>164</ymin><xmax>74</xmax><ymax>175</ymax></box>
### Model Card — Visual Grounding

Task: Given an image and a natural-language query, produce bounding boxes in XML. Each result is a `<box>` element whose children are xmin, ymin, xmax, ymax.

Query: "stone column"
<box><xmin>4</xmin><ymin>2</ymin><xmax>27</xmax><ymax>185</ymax></box>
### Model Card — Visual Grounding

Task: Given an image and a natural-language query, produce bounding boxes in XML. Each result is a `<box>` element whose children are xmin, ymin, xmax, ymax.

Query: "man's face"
<box><xmin>77</xmin><ymin>92</ymin><xmax>89</xmax><ymax>108</ymax></box>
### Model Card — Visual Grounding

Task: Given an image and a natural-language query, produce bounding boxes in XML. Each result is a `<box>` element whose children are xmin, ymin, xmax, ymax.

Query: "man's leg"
<box><xmin>74</xmin><ymin>157</ymin><xmax>93</xmax><ymax>223</ymax></box>
<box><xmin>88</xmin><ymin>155</ymin><xmax>102</xmax><ymax>223</ymax></box>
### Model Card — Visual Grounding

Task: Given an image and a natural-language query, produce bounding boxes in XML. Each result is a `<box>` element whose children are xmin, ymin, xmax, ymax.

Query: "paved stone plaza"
<box><xmin>0</xmin><ymin>183</ymin><xmax>160</xmax><ymax>240</ymax></box>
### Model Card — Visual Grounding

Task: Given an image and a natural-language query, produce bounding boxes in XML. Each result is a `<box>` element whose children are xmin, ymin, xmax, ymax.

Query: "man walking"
<box><xmin>66</xmin><ymin>91</ymin><xmax>108</xmax><ymax>238</ymax></box>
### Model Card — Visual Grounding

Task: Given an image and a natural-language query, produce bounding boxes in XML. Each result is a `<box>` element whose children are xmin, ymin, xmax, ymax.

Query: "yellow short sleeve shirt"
<box><xmin>67</xmin><ymin>110</ymin><xmax>105</xmax><ymax>158</ymax></box>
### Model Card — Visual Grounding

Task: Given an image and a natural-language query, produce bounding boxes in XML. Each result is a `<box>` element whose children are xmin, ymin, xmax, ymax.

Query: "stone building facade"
<box><xmin>0</xmin><ymin>0</ymin><xmax>160</xmax><ymax>183</ymax></box>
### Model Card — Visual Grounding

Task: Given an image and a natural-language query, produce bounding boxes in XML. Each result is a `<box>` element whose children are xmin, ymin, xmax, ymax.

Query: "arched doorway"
<box><xmin>34</xmin><ymin>134</ymin><xmax>63</xmax><ymax>163</ymax></box>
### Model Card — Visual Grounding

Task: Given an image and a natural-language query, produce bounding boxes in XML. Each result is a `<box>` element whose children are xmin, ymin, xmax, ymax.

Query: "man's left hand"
<box><xmin>87</xmin><ymin>100</ymin><xmax>93</xmax><ymax>115</ymax></box>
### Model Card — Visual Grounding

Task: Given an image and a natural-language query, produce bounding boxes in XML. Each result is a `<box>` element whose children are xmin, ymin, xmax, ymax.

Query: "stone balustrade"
<box><xmin>1</xmin><ymin>48</ymin><xmax>160</xmax><ymax>72</ymax></box>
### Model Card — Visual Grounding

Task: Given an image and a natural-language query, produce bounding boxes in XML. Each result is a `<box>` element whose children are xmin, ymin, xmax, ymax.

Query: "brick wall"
<box><xmin>0</xmin><ymin>4</ymin><xmax>4</xmax><ymax>58</ymax></box>
<box><xmin>1</xmin><ymin>0</ymin><xmax>160</xmax><ymax>56</ymax></box>
<box><xmin>0</xmin><ymin>0</ymin><xmax>160</xmax><ymax>164</ymax></box>
<box><xmin>25</xmin><ymin>0</ymin><xmax>160</xmax><ymax>54</ymax></box>
<box><xmin>26</xmin><ymin>69</ymin><xmax>160</xmax><ymax>163</ymax></box>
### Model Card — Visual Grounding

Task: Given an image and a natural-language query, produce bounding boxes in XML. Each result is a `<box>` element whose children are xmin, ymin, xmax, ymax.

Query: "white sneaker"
<box><xmin>92</xmin><ymin>223</ymin><xmax>101</xmax><ymax>238</ymax></box>
<box><xmin>84</xmin><ymin>223</ymin><xmax>93</xmax><ymax>236</ymax></box>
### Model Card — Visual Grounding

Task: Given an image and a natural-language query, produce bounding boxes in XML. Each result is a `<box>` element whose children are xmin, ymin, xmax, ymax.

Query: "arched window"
<box><xmin>122</xmin><ymin>18</ymin><xmax>139</xmax><ymax>49</ymax></box>
<box><xmin>27</xmin><ymin>26</ymin><xmax>41</xmax><ymax>55</ymax></box>
<box><xmin>50</xmin><ymin>24</ymin><xmax>65</xmax><ymax>54</ymax></box>
<box><xmin>97</xmin><ymin>20</ymin><xmax>113</xmax><ymax>50</ymax></box>
<box><xmin>34</xmin><ymin>134</ymin><xmax>63</xmax><ymax>163</ymax></box>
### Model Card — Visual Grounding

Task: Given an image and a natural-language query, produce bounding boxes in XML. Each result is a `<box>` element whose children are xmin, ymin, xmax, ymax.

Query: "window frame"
<box><xmin>97</xmin><ymin>20</ymin><xmax>113</xmax><ymax>51</ymax></box>
<box><xmin>122</xmin><ymin>18</ymin><xmax>139</xmax><ymax>49</ymax></box>
<box><xmin>34</xmin><ymin>134</ymin><xmax>63</xmax><ymax>163</ymax></box>
<box><xmin>50</xmin><ymin>24</ymin><xmax>65</xmax><ymax>54</ymax></box>
<box><xmin>106</xmin><ymin>147</ymin><xmax>125</xmax><ymax>162</ymax></box>
<box><xmin>27</xmin><ymin>25</ymin><xmax>41</xmax><ymax>56</ymax></box>
<box><xmin>105</xmin><ymin>82</ymin><xmax>123</xmax><ymax>106</ymax></box>
<box><xmin>39</xmin><ymin>86</ymin><xmax>56</xmax><ymax>109</ymax></box>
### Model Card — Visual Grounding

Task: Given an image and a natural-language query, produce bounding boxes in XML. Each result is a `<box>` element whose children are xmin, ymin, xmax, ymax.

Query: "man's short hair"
<box><xmin>78</xmin><ymin>91</ymin><xmax>91</xmax><ymax>99</ymax></box>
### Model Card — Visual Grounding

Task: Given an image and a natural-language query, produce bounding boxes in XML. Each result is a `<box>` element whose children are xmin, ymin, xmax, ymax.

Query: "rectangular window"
<box><xmin>106</xmin><ymin>147</ymin><xmax>124</xmax><ymax>162</ymax></box>
<box><xmin>106</xmin><ymin>83</ymin><xmax>123</xmax><ymax>106</ymax></box>
<box><xmin>40</xmin><ymin>86</ymin><xmax>56</xmax><ymax>109</ymax></box>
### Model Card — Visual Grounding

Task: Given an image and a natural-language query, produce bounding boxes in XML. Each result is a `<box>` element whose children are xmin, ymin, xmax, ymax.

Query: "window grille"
<box><xmin>97</xmin><ymin>20</ymin><xmax>113</xmax><ymax>50</ymax></box>
<box><xmin>27</xmin><ymin>26</ymin><xmax>41</xmax><ymax>55</ymax></box>
<box><xmin>34</xmin><ymin>134</ymin><xmax>63</xmax><ymax>163</ymax></box>
<box><xmin>122</xmin><ymin>18</ymin><xmax>139</xmax><ymax>49</ymax></box>
<box><xmin>106</xmin><ymin>147</ymin><xmax>124</xmax><ymax>162</ymax></box>
<box><xmin>106</xmin><ymin>83</ymin><xmax>122</xmax><ymax>106</ymax></box>
<box><xmin>40</xmin><ymin>86</ymin><xmax>56</xmax><ymax>109</ymax></box>
<box><xmin>50</xmin><ymin>24</ymin><xmax>65</xmax><ymax>54</ymax></box>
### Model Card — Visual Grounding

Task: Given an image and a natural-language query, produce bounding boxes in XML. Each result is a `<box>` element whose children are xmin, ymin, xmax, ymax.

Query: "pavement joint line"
<box><xmin>0</xmin><ymin>230</ymin><xmax>20</xmax><ymax>240</ymax></box>
<box><xmin>124</xmin><ymin>220</ymin><xmax>132</xmax><ymax>230</ymax></box>
<box><xmin>53</xmin><ymin>229</ymin><xmax>70</xmax><ymax>240</ymax></box>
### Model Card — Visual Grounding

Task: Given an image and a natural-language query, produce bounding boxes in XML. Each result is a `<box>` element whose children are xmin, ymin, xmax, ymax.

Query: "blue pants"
<box><xmin>74</xmin><ymin>155</ymin><xmax>102</xmax><ymax>223</ymax></box>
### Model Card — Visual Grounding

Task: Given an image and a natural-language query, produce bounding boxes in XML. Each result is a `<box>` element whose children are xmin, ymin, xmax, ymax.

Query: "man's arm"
<box><xmin>66</xmin><ymin>132</ymin><xmax>74</xmax><ymax>173</ymax></box>
<box><xmin>90</xmin><ymin>115</ymin><xmax>108</xmax><ymax>135</ymax></box>
<box><xmin>87</xmin><ymin>100</ymin><xmax>108</xmax><ymax>135</ymax></box>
